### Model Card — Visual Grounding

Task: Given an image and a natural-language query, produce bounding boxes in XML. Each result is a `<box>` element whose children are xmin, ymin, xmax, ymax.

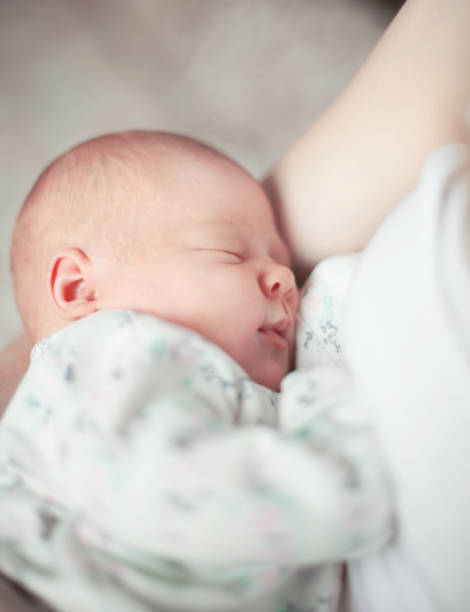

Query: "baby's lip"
<box><xmin>273</xmin><ymin>315</ymin><xmax>292</xmax><ymax>338</ymax></box>
<box><xmin>258</xmin><ymin>316</ymin><xmax>292</xmax><ymax>350</ymax></box>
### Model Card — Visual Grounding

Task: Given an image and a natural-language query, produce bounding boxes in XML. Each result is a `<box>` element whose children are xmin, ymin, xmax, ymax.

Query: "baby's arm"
<box><xmin>0</xmin><ymin>311</ymin><xmax>391</xmax><ymax>611</ymax></box>
<box><xmin>264</xmin><ymin>0</ymin><xmax>470</xmax><ymax>282</ymax></box>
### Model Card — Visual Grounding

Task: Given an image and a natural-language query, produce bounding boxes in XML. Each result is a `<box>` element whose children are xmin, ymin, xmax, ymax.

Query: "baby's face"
<box><xmin>102</xmin><ymin>160</ymin><xmax>299</xmax><ymax>391</ymax></box>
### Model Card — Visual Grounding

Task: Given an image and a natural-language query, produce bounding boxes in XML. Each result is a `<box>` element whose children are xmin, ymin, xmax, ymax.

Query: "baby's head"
<box><xmin>11</xmin><ymin>130</ymin><xmax>298</xmax><ymax>390</ymax></box>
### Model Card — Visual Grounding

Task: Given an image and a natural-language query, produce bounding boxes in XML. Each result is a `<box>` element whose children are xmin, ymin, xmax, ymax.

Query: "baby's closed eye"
<box><xmin>194</xmin><ymin>248</ymin><xmax>243</xmax><ymax>263</ymax></box>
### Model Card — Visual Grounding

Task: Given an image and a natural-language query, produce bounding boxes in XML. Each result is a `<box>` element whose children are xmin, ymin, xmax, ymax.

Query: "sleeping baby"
<box><xmin>0</xmin><ymin>130</ymin><xmax>391</xmax><ymax>612</ymax></box>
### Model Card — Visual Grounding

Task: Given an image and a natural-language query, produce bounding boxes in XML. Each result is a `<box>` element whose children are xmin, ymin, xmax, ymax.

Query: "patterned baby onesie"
<box><xmin>275</xmin><ymin>253</ymin><xmax>365</xmax><ymax>612</ymax></box>
<box><xmin>0</xmin><ymin>296</ymin><xmax>389</xmax><ymax>611</ymax></box>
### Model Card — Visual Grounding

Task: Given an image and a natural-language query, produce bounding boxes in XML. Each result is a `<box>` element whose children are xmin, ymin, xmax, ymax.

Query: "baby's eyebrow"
<box><xmin>179</xmin><ymin>223</ymin><xmax>244</xmax><ymax>250</ymax></box>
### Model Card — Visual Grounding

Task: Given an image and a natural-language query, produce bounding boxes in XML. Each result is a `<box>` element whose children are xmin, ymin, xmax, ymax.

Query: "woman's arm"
<box><xmin>264</xmin><ymin>0</ymin><xmax>470</xmax><ymax>282</ymax></box>
<box><xmin>0</xmin><ymin>333</ymin><xmax>31</xmax><ymax>417</ymax></box>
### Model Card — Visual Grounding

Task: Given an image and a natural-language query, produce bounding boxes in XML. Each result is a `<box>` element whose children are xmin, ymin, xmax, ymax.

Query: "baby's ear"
<box><xmin>48</xmin><ymin>248</ymin><xmax>98</xmax><ymax>321</ymax></box>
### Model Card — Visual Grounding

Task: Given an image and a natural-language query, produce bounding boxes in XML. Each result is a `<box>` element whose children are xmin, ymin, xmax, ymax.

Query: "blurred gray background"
<box><xmin>0</xmin><ymin>0</ymin><xmax>402</xmax><ymax>348</ymax></box>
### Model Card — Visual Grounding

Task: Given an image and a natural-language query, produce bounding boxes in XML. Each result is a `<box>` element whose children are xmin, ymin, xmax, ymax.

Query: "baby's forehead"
<box><xmin>26</xmin><ymin>130</ymin><xmax>284</xmax><ymax>253</ymax></box>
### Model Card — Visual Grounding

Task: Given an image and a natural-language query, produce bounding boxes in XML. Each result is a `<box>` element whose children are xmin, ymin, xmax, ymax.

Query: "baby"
<box><xmin>0</xmin><ymin>131</ymin><xmax>391</xmax><ymax>612</ymax></box>
<box><xmin>11</xmin><ymin>130</ymin><xmax>298</xmax><ymax>393</ymax></box>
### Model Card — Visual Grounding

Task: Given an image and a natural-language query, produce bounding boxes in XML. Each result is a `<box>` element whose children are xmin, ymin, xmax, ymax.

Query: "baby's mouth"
<box><xmin>258</xmin><ymin>326</ymin><xmax>289</xmax><ymax>350</ymax></box>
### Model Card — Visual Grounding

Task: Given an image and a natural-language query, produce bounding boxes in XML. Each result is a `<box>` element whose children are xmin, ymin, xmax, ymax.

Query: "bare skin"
<box><xmin>264</xmin><ymin>0</ymin><xmax>470</xmax><ymax>282</ymax></box>
<box><xmin>0</xmin><ymin>333</ymin><xmax>31</xmax><ymax>413</ymax></box>
<box><xmin>2</xmin><ymin>0</ymin><xmax>470</xmax><ymax>415</ymax></box>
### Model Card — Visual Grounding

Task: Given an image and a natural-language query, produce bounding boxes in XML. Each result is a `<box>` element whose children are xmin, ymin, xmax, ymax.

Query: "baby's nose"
<box><xmin>260</xmin><ymin>263</ymin><xmax>297</xmax><ymax>301</ymax></box>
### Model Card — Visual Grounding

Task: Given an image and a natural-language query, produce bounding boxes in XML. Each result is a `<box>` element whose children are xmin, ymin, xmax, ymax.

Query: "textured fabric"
<box><xmin>296</xmin><ymin>254</ymin><xmax>360</xmax><ymax>371</ymax></box>
<box><xmin>343</xmin><ymin>143</ymin><xmax>470</xmax><ymax>612</ymax></box>
<box><xmin>0</xmin><ymin>307</ymin><xmax>390</xmax><ymax>612</ymax></box>
<box><xmin>285</xmin><ymin>253</ymin><xmax>368</xmax><ymax>612</ymax></box>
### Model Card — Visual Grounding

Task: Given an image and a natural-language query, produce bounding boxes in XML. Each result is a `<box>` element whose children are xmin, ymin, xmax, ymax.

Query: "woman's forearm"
<box><xmin>264</xmin><ymin>0</ymin><xmax>470</xmax><ymax>281</ymax></box>
<box><xmin>0</xmin><ymin>333</ymin><xmax>31</xmax><ymax>417</ymax></box>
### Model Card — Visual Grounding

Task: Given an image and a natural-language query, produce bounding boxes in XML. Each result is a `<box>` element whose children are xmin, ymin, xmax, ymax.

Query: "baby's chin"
<box><xmin>249</xmin><ymin>361</ymin><xmax>289</xmax><ymax>392</ymax></box>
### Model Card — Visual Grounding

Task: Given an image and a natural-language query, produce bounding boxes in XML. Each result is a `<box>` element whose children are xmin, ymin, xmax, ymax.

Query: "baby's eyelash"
<box><xmin>216</xmin><ymin>250</ymin><xmax>243</xmax><ymax>262</ymax></box>
<box><xmin>193</xmin><ymin>248</ymin><xmax>243</xmax><ymax>262</ymax></box>
<box><xmin>219</xmin><ymin>249</ymin><xmax>241</xmax><ymax>256</ymax></box>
